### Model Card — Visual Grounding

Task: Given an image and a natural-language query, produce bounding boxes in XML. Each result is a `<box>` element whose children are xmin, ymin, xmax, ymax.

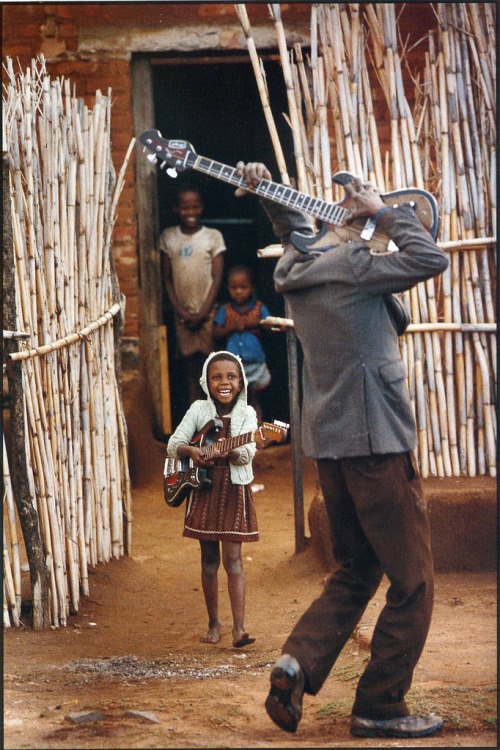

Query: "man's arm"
<box><xmin>273</xmin><ymin>204</ymin><xmax>449</xmax><ymax>296</ymax></box>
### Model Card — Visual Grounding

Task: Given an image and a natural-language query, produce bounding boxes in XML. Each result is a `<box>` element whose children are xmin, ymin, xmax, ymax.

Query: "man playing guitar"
<box><xmin>235</xmin><ymin>161</ymin><xmax>449</xmax><ymax>741</ymax></box>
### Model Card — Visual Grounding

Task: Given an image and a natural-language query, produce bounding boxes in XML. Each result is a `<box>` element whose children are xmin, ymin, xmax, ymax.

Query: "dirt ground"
<box><xmin>4</xmin><ymin>382</ymin><xmax>497</xmax><ymax>749</ymax></box>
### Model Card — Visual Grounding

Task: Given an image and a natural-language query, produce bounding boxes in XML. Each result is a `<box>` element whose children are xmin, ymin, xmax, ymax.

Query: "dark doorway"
<box><xmin>152</xmin><ymin>53</ymin><xmax>296</xmax><ymax>429</ymax></box>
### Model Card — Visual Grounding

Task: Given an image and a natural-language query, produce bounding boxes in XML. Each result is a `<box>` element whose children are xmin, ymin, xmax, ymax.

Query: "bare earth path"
<box><xmin>4</xmin><ymin>390</ymin><xmax>497</xmax><ymax>748</ymax></box>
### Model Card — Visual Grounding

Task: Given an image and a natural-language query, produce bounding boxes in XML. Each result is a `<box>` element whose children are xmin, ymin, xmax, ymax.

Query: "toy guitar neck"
<box><xmin>139</xmin><ymin>129</ymin><xmax>439</xmax><ymax>253</ymax></box>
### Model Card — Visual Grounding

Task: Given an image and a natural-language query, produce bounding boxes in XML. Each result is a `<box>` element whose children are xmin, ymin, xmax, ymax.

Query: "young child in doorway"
<box><xmin>213</xmin><ymin>265</ymin><xmax>271</xmax><ymax>423</ymax></box>
<box><xmin>167</xmin><ymin>350</ymin><xmax>259</xmax><ymax>648</ymax></box>
<box><xmin>160</xmin><ymin>181</ymin><xmax>225</xmax><ymax>405</ymax></box>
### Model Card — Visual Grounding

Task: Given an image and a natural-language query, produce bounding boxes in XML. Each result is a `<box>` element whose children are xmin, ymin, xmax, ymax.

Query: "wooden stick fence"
<box><xmin>3</xmin><ymin>435</ymin><xmax>22</xmax><ymax>627</ymax></box>
<box><xmin>238</xmin><ymin>3</ymin><xmax>496</xmax><ymax>477</ymax></box>
<box><xmin>7</xmin><ymin>304</ymin><xmax>122</xmax><ymax>361</ymax></box>
<box><xmin>3</xmin><ymin>56</ymin><xmax>133</xmax><ymax>627</ymax></box>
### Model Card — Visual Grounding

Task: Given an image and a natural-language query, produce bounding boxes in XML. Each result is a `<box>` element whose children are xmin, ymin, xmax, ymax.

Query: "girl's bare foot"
<box><xmin>233</xmin><ymin>628</ymin><xmax>255</xmax><ymax>648</ymax></box>
<box><xmin>200</xmin><ymin>621</ymin><xmax>221</xmax><ymax>644</ymax></box>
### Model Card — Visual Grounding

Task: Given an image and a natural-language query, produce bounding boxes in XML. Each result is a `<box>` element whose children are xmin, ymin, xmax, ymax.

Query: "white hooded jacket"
<box><xmin>167</xmin><ymin>351</ymin><xmax>258</xmax><ymax>485</ymax></box>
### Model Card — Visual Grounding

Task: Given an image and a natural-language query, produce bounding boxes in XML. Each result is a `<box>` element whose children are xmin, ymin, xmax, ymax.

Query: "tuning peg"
<box><xmin>166</xmin><ymin>167</ymin><xmax>178</xmax><ymax>178</ymax></box>
<box><xmin>146</xmin><ymin>153</ymin><xmax>157</xmax><ymax>163</ymax></box>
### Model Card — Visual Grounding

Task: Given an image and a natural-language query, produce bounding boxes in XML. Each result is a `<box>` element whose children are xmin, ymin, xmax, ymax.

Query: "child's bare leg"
<box><xmin>222</xmin><ymin>541</ymin><xmax>255</xmax><ymax>648</ymax></box>
<box><xmin>199</xmin><ymin>540</ymin><xmax>222</xmax><ymax>643</ymax></box>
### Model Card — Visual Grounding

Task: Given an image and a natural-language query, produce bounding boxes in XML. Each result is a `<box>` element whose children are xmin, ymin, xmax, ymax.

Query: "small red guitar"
<box><xmin>163</xmin><ymin>419</ymin><xmax>288</xmax><ymax>507</ymax></box>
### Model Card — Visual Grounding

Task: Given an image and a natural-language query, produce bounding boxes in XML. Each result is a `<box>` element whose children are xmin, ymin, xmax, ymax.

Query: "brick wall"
<box><xmin>2</xmin><ymin>2</ymin><xmax>435</xmax><ymax>341</ymax></box>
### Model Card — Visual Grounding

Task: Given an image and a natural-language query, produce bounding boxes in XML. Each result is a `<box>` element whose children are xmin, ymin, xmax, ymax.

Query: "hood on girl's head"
<box><xmin>200</xmin><ymin>350</ymin><xmax>248</xmax><ymax>404</ymax></box>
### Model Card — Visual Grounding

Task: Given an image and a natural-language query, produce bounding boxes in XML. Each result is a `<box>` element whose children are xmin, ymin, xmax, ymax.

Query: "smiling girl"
<box><xmin>167</xmin><ymin>351</ymin><xmax>259</xmax><ymax>647</ymax></box>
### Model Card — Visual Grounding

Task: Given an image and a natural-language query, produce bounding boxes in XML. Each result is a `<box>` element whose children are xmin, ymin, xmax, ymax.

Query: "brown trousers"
<box><xmin>282</xmin><ymin>452</ymin><xmax>434</xmax><ymax>719</ymax></box>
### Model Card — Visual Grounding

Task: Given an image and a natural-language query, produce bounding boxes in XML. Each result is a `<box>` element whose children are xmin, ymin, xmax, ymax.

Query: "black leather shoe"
<box><xmin>350</xmin><ymin>713</ymin><xmax>444</xmax><ymax>738</ymax></box>
<box><xmin>265</xmin><ymin>654</ymin><xmax>305</xmax><ymax>733</ymax></box>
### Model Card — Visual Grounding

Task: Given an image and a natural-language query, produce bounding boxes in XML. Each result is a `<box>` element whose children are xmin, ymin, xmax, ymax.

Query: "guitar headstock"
<box><xmin>138</xmin><ymin>130</ymin><xmax>196</xmax><ymax>177</ymax></box>
<box><xmin>254</xmin><ymin>420</ymin><xmax>289</xmax><ymax>448</ymax></box>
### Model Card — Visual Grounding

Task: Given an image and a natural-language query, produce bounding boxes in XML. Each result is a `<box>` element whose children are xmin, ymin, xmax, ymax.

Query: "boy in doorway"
<box><xmin>213</xmin><ymin>265</ymin><xmax>271</xmax><ymax>422</ymax></box>
<box><xmin>160</xmin><ymin>181</ymin><xmax>225</xmax><ymax>405</ymax></box>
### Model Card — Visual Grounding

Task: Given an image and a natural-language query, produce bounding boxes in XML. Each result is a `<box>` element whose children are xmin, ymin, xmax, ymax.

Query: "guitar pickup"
<box><xmin>360</xmin><ymin>218</ymin><xmax>377</xmax><ymax>241</ymax></box>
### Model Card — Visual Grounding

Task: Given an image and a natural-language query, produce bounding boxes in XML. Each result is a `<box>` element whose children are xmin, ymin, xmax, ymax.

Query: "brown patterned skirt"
<box><xmin>183</xmin><ymin>418</ymin><xmax>259</xmax><ymax>543</ymax></box>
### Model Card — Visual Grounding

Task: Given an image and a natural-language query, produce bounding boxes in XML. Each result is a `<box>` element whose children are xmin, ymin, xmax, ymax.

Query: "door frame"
<box><xmin>131</xmin><ymin>55</ymin><xmax>164</xmax><ymax>435</ymax></box>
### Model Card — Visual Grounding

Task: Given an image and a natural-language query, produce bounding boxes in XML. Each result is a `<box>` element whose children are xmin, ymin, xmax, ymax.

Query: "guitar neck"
<box><xmin>187</xmin><ymin>152</ymin><xmax>348</xmax><ymax>226</ymax></box>
<box><xmin>202</xmin><ymin>430</ymin><xmax>254</xmax><ymax>459</ymax></box>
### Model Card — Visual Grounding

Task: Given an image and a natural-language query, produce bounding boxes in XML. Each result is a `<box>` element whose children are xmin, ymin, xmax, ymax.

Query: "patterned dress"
<box><xmin>183</xmin><ymin>417</ymin><xmax>259</xmax><ymax>543</ymax></box>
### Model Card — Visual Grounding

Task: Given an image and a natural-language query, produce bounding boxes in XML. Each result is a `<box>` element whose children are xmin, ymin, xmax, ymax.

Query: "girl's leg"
<box><xmin>199</xmin><ymin>540</ymin><xmax>222</xmax><ymax>643</ymax></box>
<box><xmin>222</xmin><ymin>541</ymin><xmax>255</xmax><ymax>647</ymax></box>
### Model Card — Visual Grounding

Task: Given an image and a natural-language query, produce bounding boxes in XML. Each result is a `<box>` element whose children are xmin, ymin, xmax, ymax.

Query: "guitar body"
<box><xmin>291</xmin><ymin>187</ymin><xmax>439</xmax><ymax>255</ymax></box>
<box><xmin>163</xmin><ymin>419</ymin><xmax>222</xmax><ymax>507</ymax></box>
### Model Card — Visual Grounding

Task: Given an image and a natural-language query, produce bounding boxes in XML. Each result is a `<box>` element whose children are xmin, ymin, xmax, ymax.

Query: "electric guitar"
<box><xmin>163</xmin><ymin>418</ymin><xmax>288</xmax><ymax>507</ymax></box>
<box><xmin>138</xmin><ymin>129</ymin><xmax>439</xmax><ymax>256</ymax></box>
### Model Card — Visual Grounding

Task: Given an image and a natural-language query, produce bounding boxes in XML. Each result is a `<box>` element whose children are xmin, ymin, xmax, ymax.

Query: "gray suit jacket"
<box><xmin>262</xmin><ymin>200</ymin><xmax>449</xmax><ymax>459</ymax></box>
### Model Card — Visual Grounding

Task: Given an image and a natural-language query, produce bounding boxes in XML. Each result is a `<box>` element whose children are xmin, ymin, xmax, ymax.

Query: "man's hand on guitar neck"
<box><xmin>234</xmin><ymin>162</ymin><xmax>387</xmax><ymax>222</ymax></box>
<box><xmin>235</xmin><ymin>162</ymin><xmax>272</xmax><ymax>196</ymax></box>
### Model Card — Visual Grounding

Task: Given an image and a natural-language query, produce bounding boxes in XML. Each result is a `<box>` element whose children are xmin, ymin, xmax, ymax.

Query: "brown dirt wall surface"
<box><xmin>4</xmin><ymin>380</ymin><xmax>497</xmax><ymax>748</ymax></box>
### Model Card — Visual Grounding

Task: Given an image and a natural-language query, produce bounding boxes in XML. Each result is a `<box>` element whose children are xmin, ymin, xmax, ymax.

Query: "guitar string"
<box><xmin>201</xmin><ymin>424</ymin><xmax>282</xmax><ymax>458</ymax></box>
<box><xmin>192</xmin><ymin>154</ymin><xmax>349</xmax><ymax>227</ymax></box>
<box><xmin>202</xmin><ymin>431</ymin><xmax>253</xmax><ymax>459</ymax></box>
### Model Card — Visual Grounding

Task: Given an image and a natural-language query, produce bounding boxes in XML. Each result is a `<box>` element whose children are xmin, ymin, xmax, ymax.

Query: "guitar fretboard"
<box><xmin>203</xmin><ymin>430</ymin><xmax>254</xmax><ymax>459</ymax></box>
<box><xmin>188</xmin><ymin>153</ymin><xmax>348</xmax><ymax>226</ymax></box>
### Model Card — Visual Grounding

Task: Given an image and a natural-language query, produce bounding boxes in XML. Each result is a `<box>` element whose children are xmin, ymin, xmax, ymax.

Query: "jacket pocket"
<box><xmin>379</xmin><ymin>359</ymin><xmax>407</xmax><ymax>384</ymax></box>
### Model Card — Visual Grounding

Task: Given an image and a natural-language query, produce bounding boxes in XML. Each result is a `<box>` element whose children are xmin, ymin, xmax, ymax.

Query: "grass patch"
<box><xmin>332</xmin><ymin>663</ymin><xmax>363</xmax><ymax>682</ymax></box>
<box><xmin>223</xmin><ymin>704</ymin><xmax>249</xmax><ymax>718</ymax></box>
<box><xmin>209</xmin><ymin>714</ymin><xmax>235</xmax><ymax>729</ymax></box>
<box><xmin>317</xmin><ymin>698</ymin><xmax>352</xmax><ymax>721</ymax></box>
<box><xmin>317</xmin><ymin>684</ymin><xmax>497</xmax><ymax>732</ymax></box>
<box><xmin>407</xmin><ymin>684</ymin><xmax>497</xmax><ymax>731</ymax></box>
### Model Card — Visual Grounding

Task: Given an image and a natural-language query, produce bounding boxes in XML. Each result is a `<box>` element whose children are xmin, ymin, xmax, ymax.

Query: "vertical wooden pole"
<box><xmin>131</xmin><ymin>56</ymin><xmax>164</xmax><ymax>438</ymax></box>
<box><xmin>158</xmin><ymin>325</ymin><xmax>172</xmax><ymax>435</ymax></box>
<box><xmin>285</xmin><ymin>304</ymin><xmax>305</xmax><ymax>554</ymax></box>
<box><xmin>3</xmin><ymin>154</ymin><xmax>51</xmax><ymax>629</ymax></box>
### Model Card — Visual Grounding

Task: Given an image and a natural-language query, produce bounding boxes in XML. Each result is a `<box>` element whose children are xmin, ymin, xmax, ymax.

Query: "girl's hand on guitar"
<box><xmin>206</xmin><ymin>444</ymin><xmax>241</xmax><ymax>462</ymax></box>
<box><xmin>234</xmin><ymin>162</ymin><xmax>272</xmax><ymax>196</ymax></box>
<box><xmin>187</xmin><ymin>446</ymin><xmax>215</xmax><ymax>467</ymax></box>
<box><xmin>344</xmin><ymin>178</ymin><xmax>386</xmax><ymax>220</ymax></box>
